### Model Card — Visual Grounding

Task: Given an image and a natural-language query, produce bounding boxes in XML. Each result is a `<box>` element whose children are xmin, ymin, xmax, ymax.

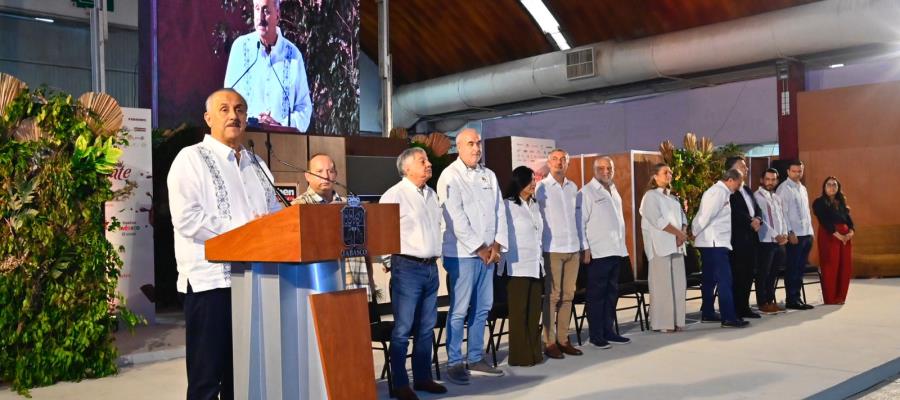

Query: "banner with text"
<box><xmin>105</xmin><ymin>108</ymin><xmax>155</xmax><ymax>323</ymax></box>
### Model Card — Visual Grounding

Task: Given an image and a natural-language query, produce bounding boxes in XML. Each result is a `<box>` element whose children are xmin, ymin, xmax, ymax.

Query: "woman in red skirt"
<box><xmin>812</xmin><ymin>176</ymin><xmax>854</xmax><ymax>305</ymax></box>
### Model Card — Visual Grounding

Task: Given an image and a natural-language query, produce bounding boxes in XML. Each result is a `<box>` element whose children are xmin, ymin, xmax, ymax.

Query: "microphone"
<box><xmin>229</xmin><ymin>41</ymin><xmax>261</xmax><ymax>90</ymax></box>
<box><xmin>268</xmin><ymin>150</ymin><xmax>357</xmax><ymax>198</ymax></box>
<box><xmin>247</xmin><ymin>139</ymin><xmax>291</xmax><ymax>208</ymax></box>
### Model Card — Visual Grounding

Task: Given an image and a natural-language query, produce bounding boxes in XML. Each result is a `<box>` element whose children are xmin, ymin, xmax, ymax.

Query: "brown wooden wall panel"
<box><xmin>798</xmin><ymin>81</ymin><xmax>900</xmax><ymax>277</ymax></box>
<box><xmin>345</xmin><ymin>136</ymin><xmax>409</xmax><ymax>157</ymax></box>
<box><xmin>485</xmin><ymin>136</ymin><xmax>514</xmax><ymax>191</ymax></box>
<box><xmin>309</xmin><ymin>289</ymin><xmax>377</xmax><ymax>399</ymax></box>
<box><xmin>748</xmin><ymin>157</ymin><xmax>772</xmax><ymax>192</ymax></box>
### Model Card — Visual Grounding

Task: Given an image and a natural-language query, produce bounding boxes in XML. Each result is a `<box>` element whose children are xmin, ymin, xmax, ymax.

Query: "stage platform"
<box><xmin>2</xmin><ymin>278</ymin><xmax>898</xmax><ymax>400</ymax></box>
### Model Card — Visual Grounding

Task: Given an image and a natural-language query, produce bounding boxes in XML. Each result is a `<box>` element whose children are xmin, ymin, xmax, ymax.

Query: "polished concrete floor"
<box><xmin>2</xmin><ymin>278</ymin><xmax>898</xmax><ymax>400</ymax></box>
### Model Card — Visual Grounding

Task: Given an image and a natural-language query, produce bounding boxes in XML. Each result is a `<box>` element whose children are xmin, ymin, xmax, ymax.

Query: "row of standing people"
<box><xmin>167</xmin><ymin>90</ymin><xmax>854</xmax><ymax>398</ymax></box>
<box><xmin>381</xmin><ymin>130</ymin><xmax>637</xmax><ymax>400</ymax></box>
<box><xmin>382</xmin><ymin>133</ymin><xmax>856</xmax><ymax>400</ymax></box>
<box><xmin>688</xmin><ymin>158</ymin><xmax>855</xmax><ymax>332</ymax></box>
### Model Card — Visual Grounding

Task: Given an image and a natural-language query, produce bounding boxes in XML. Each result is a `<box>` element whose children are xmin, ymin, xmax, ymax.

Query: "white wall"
<box><xmin>0</xmin><ymin>0</ymin><xmax>138</xmax><ymax>28</ymax></box>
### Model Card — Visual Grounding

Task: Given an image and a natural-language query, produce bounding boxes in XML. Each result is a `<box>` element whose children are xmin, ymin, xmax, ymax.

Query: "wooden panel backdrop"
<box><xmin>798</xmin><ymin>81</ymin><xmax>900</xmax><ymax>277</ymax></box>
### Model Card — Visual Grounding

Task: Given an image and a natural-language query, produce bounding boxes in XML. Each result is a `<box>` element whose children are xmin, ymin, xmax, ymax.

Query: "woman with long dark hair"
<box><xmin>812</xmin><ymin>176</ymin><xmax>854</xmax><ymax>304</ymax></box>
<box><xmin>499</xmin><ymin>166</ymin><xmax>544</xmax><ymax>366</ymax></box>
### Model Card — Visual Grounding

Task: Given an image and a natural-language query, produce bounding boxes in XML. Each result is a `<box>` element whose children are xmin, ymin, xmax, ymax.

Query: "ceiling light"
<box><xmin>829</xmin><ymin>63</ymin><xmax>845</xmax><ymax>69</ymax></box>
<box><xmin>34</xmin><ymin>17</ymin><xmax>54</xmax><ymax>23</ymax></box>
<box><xmin>520</xmin><ymin>0</ymin><xmax>570</xmax><ymax>51</ymax></box>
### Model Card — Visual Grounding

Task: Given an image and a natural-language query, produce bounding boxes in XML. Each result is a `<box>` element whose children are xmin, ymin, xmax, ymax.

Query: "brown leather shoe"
<box><xmin>558</xmin><ymin>341</ymin><xmax>583</xmax><ymax>356</ymax></box>
<box><xmin>393</xmin><ymin>386</ymin><xmax>420</xmax><ymax>400</ymax></box>
<box><xmin>413</xmin><ymin>380</ymin><xmax>448</xmax><ymax>394</ymax></box>
<box><xmin>759</xmin><ymin>303</ymin><xmax>778</xmax><ymax>314</ymax></box>
<box><xmin>544</xmin><ymin>343</ymin><xmax>564</xmax><ymax>359</ymax></box>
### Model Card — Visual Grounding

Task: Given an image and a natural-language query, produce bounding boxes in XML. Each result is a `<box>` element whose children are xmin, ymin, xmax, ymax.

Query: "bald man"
<box><xmin>168</xmin><ymin>88</ymin><xmax>283</xmax><ymax>398</ymax></box>
<box><xmin>291</xmin><ymin>153</ymin><xmax>344</xmax><ymax>205</ymax></box>
<box><xmin>437</xmin><ymin>128</ymin><xmax>508</xmax><ymax>383</ymax></box>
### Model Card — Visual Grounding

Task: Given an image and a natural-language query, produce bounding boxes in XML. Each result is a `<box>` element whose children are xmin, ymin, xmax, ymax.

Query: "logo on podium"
<box><xmin>341</xmin><ymin>195</ymin><xmax>367</xmax><ymax>258</ymax></box>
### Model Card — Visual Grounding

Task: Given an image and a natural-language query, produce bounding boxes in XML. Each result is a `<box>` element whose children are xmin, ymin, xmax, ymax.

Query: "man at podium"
<box><xmin>167</xmin><ymin>88</ymin><xmax>283</xmax><ymax>399</ymax></box>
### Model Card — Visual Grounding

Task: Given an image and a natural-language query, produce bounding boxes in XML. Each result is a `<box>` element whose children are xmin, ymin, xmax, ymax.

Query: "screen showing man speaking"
<box><xmin>225</xmin><ymin>0</ymin><xmax>313</xmax><ymax>131</ymax></box>
<box><xmin>153</xmin><ymin>0</ymin><xmax>358</xmax><ymax>134</ymax></box>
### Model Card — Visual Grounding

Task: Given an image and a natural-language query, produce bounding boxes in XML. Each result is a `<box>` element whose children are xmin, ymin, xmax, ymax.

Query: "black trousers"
<box><xmin>730</xmin><ymin>244</ymin><xmax>758</xmax><ymax>315</ymax></box>
<box><xmin>506</xmin><ymin>276</ymin><xmax>543</xmax><ymax>366</ymax></box>
<box><xmin>184</xmin><ymin>285</ymin><xmax>234</xmax><ymax>400</ymax></box>
<box><xmin>756</xmin><ymin>242</ymin><xmax>785</xmax><ymax>306</ymax></box>
<box><xmin>585</xmin><ymin>256</ymin><xmax>622</xmax><ymax>342</ymax></box>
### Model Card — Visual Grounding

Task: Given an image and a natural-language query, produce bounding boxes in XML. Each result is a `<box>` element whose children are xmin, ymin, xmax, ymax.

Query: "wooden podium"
<box><xmin>206</xmin><ymin>203</ymin><xmax>400</xmax><ymax>400</ymax></box>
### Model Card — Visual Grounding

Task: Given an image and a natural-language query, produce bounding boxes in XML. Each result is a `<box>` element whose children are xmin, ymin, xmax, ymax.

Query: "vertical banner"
<box><xmin>106</xmin><ymin>108</ymin><xmax>155</xmax><ymax>323</ymax></box>
<box><xmin>509</xmin><ymin>136</ymin><xmax>555</xmax><ymax>180</ymax></box>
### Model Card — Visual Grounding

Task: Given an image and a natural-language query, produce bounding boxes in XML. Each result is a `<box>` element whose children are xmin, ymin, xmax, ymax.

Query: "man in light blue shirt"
<box><xmin>437</xmin><ymin>128</ymin><xmax>508</xmax><ymax>384</ymax></box>
<box><xmin>224</xmin><ymin>0</ymin><xmax>312</xmax><ymax>131</ymax></box>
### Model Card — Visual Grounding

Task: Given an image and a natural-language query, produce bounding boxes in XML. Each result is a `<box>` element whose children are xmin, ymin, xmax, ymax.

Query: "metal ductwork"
<box><xmin>391</xmin><ymin>0</ymin><xmax>900</xmax><ymax>128</ymax></box>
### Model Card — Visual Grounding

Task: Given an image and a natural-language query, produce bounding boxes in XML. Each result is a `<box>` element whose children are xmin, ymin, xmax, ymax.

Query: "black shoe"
<box><xmin>740</xmin><ymin>311</ymin><xmax>761</xmax><ymax>319</ymax></box>
<box><xmin>413</xmin><ymin>380</ymin><xmax>448</xmax><ymax>394</ymax></box>
<box><xmin>393</xmin><ymin>386</ymin><xmax>420</xmax><ymax>400</ymax></box>
<box><xmin>701</xmin><ymin>314</ymin><xmax>721</xmax><ymax>323</ymax></box>
<box><xmin>721</xmin><ymin>320</ymin><xmax>750</xmax><ymax>328</ymax></box>
<box><xmin>786</xmin><ymin>302</ymin><xmax>813</xmax><ymax>310</ymax></box>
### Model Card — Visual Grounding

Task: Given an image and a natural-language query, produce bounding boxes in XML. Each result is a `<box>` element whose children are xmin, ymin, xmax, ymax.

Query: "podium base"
<box><xmin>231</xmin><ymin>261</ymin><xmax>343</xmax><ymax>400</ymax></box>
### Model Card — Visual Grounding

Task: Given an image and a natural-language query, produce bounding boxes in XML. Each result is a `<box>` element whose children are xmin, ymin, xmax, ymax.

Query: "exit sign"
<box><xmin>73</xmin><ymin>0</ymin><xmax>115</xmax><ymax>12</ymax></box>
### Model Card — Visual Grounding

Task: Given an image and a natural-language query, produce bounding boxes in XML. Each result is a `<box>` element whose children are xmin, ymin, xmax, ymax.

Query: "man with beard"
<box><xmin>754</xmin><ymin>168</ymin><xmax>789</xmax><ymax>314</ymax></box>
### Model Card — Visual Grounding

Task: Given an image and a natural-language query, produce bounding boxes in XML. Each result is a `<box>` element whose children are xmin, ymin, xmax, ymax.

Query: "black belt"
<box><xmin>395</xmin><ymin>254</ymin><xmax>439</xmax><ymax>265</ymax></box>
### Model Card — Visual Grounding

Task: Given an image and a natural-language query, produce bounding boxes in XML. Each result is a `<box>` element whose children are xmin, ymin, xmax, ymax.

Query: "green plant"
<box><xmin>659</xmin><ymin>133</ymin><xmax>744</xmax><ymax>223</ymax></box>
<box><xmin>0</xmin><ymin>87</ymin><xmax>143</xmax><ymax>396</ymax></box>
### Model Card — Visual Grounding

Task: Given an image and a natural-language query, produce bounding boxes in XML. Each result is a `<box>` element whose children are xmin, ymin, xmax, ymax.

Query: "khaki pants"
<box><xmin>542</xmin><ymin>252</ymin><xmax>580</xmax><ymax>345</ymax></box>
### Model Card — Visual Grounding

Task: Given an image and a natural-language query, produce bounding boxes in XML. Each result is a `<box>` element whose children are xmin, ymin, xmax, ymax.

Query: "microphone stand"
<box><xmin>268</xmin><ymin>149</ymin><xmax>358</xmax><ymax>200</ymax></box>
<box><xmin>248</xmin><ymin>139</ymin><xmax>291</xmax><ymax>208</ymax></box>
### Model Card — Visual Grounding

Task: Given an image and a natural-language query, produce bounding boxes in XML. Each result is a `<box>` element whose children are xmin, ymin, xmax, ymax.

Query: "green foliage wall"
<box><xmin>0</xmin><ymin>87</ymin><xmax>140</xmax><ymax>395</ymax></box>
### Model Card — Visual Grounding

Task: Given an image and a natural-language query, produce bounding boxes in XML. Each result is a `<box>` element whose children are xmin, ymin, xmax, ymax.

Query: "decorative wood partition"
<box><xmin>798</xmin><ymin>81</ymin><xmax>900</xmax><ymax>277</ymax></box>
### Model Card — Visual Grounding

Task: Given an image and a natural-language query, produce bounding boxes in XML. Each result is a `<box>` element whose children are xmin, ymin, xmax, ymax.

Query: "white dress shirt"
<box><xmin>536</xmin><ymin>175</ymin><xmax>581</xmax><ymax>253</ymax></box>
<box><xmin>168</xmin><ymin>135</ymin><xmax>283</xmax><ymax>293</ymax></box>
<box><xmin>224</xmin><ymin>28</ymin><xmax>312</xmax><ymax>131</ymax></box>
<box><xmin>436</xmin><ymin>159</ymin><xmax>508</xmax><ymax>257</ymax></box>
<box><xmin>691</xmin><ymin>181</ymin><xmax>733</xmax><ymax>250</ymax></box>
<box><xmin>775</xmin><ymin>178</ymin><xmax>814</xmax><ymax>236</ymax></box>
<box><xmin>754</xmin><ymin>188</ymin><xmax>788</xmax><ymax>243</ymax></box>
<box><xmin>578</xmin><ymin>179</ymin><xmax>628</xmax><ymax>258</ymax></box>
<box><xmin>380</xmin><ymin>177</ymin><xmax>442</xmax><ymax>258</ymax></box>
<box><xmin>500</xmin><ymin>198</ymin><xmax>544</xmax><ymax>278</ymax></box>
<box><xmin>640</xmin><ymin>188</ymin><xmax>687</xmax><ymax>260</ymax></box>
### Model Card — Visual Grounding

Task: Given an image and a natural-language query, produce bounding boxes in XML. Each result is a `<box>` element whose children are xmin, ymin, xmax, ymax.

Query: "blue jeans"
<box><xmin>443</xmin><ymin>256</ymin><xmax>493</xmax><ymax>366</ymax></box>
<box><xmin>784</xmin><ymin>235</ymin><xmax>813</xmax><ymax>304</ymax></box>
<box><xmin>389</xmin><ymin>256</ymin><xmax>439</xmax><ymax>389</ymax></box>
<box><xmin>699</xmin><ymin>247</ymin><xmax>738</xmax><ymax>322</ymax></box>
<box><xmin>586</xmin><ymin>256</ymin><xmax>622</xmax><ymax>342</ymax></box>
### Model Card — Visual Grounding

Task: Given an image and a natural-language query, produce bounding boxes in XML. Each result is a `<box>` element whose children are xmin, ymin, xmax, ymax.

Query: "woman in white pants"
<box><xmin>639</xmin><ymin>163</ymin><xmax>689</xmax><ymax>332</ymax></box>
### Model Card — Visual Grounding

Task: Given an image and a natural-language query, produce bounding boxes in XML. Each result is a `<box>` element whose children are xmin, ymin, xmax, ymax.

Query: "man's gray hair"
<box><xmin>594</xmin><ymin>156</ymin><xmax>614</xmax><ymax>167</ymax></box>
<box><xmin>723</xmin><ymin>168</ymin><xmax>743</xmax><ymax>182</ymax></box>
<box><xmin>205</xmin><ymin>88</ymin><xmax>246</xmax><ymax>112</ymax></box>
<box><xmin>549</xmin><ymin>148</ymin><xmax>569</xmax><ymax>161</ymax></box>
<box><xmin>396</xmin><ymin>147</ymin><xmax>427</xmax><ymax>177</ymax></box>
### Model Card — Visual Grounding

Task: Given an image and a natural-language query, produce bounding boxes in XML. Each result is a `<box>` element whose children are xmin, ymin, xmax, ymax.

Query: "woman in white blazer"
<box><xmin>639</xmin><ymin>163</ymin><xmax>689</xmax><ymax>332</ymax></box>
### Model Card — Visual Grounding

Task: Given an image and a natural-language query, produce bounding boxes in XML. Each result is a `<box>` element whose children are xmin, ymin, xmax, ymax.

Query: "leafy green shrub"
<box><xmin>0</xmin><ymin>87</ymin><xmax>142</xmax><ymax>396</ymax></box>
